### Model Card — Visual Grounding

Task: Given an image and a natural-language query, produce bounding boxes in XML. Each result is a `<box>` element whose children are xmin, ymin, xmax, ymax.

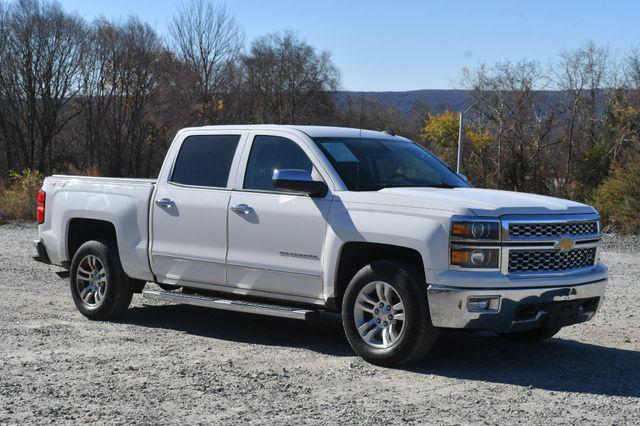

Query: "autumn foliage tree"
<box><xmin>420</xmin><ymin>111</ymin><xmax>459</xmax><ymax>166</ymax></box>
<box><xmin>420</xmin><ymin>111</ymin><xmax>494</xmax><ymax>188</ymax></box>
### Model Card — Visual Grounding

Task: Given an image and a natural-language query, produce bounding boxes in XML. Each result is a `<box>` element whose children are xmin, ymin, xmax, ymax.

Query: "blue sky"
<box><xmin>59</xmin><ymin>0</ymin><xmax>640</xmax><ymax>91</ymax></box>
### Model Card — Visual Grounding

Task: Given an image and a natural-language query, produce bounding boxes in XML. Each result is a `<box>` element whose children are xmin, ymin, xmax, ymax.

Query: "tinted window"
<box><xmin>244</xmin><ymin>135</ymin><xmax>313</xmax><ymax>191</ymax></box>
<box><xmin>313</xmin><ymin>137</ymin><xmax>469</xmax><ymax>191</ymax></box>
<box><xmin>171</xmin><ymin>135</ymin><xmax>240</xmax><ymax>187</ymax></box>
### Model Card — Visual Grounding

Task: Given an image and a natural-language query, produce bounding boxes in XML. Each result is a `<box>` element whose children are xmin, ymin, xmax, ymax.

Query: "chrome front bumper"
<box><xmin>427</xmin><ymin>278</ymin><xmax>607</xmax><ymax>333</ymax></box>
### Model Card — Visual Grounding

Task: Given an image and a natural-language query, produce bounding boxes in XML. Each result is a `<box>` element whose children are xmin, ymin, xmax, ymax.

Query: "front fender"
<box><xmin>322</xmin><ymin>198</ymin><xmax>452</xmax><ymax>300</ymax></box>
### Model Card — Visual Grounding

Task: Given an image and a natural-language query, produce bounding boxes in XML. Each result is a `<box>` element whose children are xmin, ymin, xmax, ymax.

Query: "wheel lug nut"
<box><xmin>383</xmin><ymin>321</ymin><xmax>388</xmax><ymax>327</ymax></box>
<box><xmin>388</xmin><ymin>314</ymin><xmax>393</xmax><ymax>320</ymax></box>
<box><xmin>374</xmin><ymin>309</ymin><xmax>379</xmax><ymax>314</ymax></box>
<box><xmin>379</xmin><ymin>302</ymin><xmax>384</xmax><ymax>308</ymax></box>
<box><xmin>376</xmin><ymin>319</ymin><xmax>381</xmax><ymax>324</ymax></box>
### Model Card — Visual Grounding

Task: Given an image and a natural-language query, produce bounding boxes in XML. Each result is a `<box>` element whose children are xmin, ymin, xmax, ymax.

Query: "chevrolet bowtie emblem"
<box><xmin>554</xmin><ymin>236</ymin><xmax>575</xmax><ymax>252</ymax></box>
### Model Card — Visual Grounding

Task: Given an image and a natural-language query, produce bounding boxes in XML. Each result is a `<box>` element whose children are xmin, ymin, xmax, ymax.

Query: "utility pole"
<box><xmin>456</xmin><ymin>104</ymin><xmax>475</xmax><ymax>174</ymax></box>
<box><xmin>456</xmin><ymin>112</ymin><xmax>463</xmax><ymax>174</ymax></box>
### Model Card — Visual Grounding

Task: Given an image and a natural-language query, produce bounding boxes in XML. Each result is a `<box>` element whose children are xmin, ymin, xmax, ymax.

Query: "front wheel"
<box><xmin>70</xmin><ymin>240</ymin><xmax>133</xmax><ymax>320</ymax></box>
<box><xmin>342</xmin><ymin>261</ymin><xmax>438</xmax><ymax>367</ymax></box>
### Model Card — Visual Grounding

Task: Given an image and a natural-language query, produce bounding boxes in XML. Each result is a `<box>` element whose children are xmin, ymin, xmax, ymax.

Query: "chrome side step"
<box><xmin>142</xmin><ymin>289</ymin><xmax>318</xmax><ymax>321</ymax></box>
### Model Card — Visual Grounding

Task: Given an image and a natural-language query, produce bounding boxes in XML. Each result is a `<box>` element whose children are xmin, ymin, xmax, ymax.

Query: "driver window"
<box><xmin>244</xmin><ymin>135</ymin><xmax>313</xmax><ymax>191</ymax></box>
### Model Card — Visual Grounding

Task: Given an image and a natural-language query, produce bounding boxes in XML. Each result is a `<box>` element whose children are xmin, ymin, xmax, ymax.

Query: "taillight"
<box><xmin>37</xmin><ymin>189</ymin><xmax>46</xmax><ymax>224</ymax></box>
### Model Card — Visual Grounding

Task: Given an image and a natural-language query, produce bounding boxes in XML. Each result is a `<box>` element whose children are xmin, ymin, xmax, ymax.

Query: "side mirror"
<box><xmin>272</xmin><ymin>169</ymin><xmax>328</xmax><ymax>198</ymax></box>
<box><xmin>458</xmin><ymin>173</ymin><xmax>468</xmax><ymax>182</ymax></box>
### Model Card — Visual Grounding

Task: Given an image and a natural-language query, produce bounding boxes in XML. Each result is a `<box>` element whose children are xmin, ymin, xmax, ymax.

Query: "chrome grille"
<box><xmin>509</xmin><ymin>221</ymin><xmax>598</xmax><ymax>239</ymax></box>
<box><xmin>508</xmin><ymin>247</ymin><xmax>596</xmax><ymax>273</ymax></box>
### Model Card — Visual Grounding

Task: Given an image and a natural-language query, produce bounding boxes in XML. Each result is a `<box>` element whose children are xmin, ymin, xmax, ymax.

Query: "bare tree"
<box><xmin>0</xmin><ymin>0</ymin><xmax>86</xmax><ymax>173</ymax></box>
<box><xmin>602</xmin><ymin>49</ymin><xmax>640</xmax><ymax>164</ymax></box>
<box><xmin>551</xmin><ymin>41</ymin><xmax>612</xmax><ymax>193</ymax></box>
<box><xmin>463</xmin><ymin>60</ymin><xmax>558</xmax><ymax>192</ymax></box>
<box><xmin>0</xmin><ymin>0</ymin><xmax>11</xmax><ymax>170</ymax></box>
<box><xmin>79</xmin><ymin>17</ymin><xmax>164</xmax><ymax>176</ymax></box>
<box><xmin>624</xmin><ymin>48</ymin><xmax>640</xmax><ymax>91</ymax></box>
<box><xmin>169</xmin><ymin>0</ymin><xmax>243</xmax><ymax>124</ymax></box>
<box><xmin>242</xmin><ymin>31</ymin><xmax>340</xmax><ymax>123</ymax></box>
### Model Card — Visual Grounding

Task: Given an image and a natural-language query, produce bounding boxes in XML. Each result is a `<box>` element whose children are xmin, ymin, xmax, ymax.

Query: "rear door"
<box><xmin>150</xmin><ymin>130</ymin><xmax>247</xmax><ymax>287</ymax></box>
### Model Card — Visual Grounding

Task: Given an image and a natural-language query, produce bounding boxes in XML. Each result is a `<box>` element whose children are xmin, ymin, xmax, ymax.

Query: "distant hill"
<box><xmin>333</xmin><ymin>90</ymin><xmax>473</xmax><ymax>116</ymax></box>
<box><xmin>334</xmin><ymin>89</ymin><xmax>572</xmax><ymax>117</ymax></box>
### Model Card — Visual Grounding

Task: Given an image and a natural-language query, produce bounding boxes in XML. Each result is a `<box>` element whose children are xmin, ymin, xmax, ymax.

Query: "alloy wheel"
<box><xmin>75</xmin><ymin>254</ymin><xmax>108</xmax><ymax>307</ymax></box>
<box><xmin>353</xmin><ymin>281</ymin><xmax>406</xmax><ymax>349</ymax></box>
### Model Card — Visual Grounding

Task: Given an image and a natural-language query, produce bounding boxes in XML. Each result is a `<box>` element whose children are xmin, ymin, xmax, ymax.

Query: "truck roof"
<box><xmin>177</xmin><ymin>124</ymin><xmax>408</xmax><ymax>140</ymax></box>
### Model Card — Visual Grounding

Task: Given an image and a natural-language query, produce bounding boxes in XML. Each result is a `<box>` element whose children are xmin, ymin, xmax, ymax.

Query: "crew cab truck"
<box><xmin>34</xmin><ymin>125</ymin><xmax>608</xmax><ymax>366</ymax></box>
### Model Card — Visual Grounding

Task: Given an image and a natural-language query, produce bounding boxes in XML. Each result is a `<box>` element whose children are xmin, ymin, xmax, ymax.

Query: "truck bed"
<box><xmin>39</xmin><ymin>175</ymin><xmax>157</xmax><ymax>282</ymax></box>
<box><xmin>50</xmin><ymin>175</ymin><xmax>157</xmax><ymax>185</ymax></box>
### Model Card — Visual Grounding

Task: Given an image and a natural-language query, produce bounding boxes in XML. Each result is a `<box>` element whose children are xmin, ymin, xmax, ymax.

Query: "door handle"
<box><xmin>231</xmin><ymin>203</ymin><xmax>254</xmax><ymax>215</ymax></box>
<box><xmin>155</xmin><ymin>198</ymin><xmax>175</xmax><ymax>207</ymax></box>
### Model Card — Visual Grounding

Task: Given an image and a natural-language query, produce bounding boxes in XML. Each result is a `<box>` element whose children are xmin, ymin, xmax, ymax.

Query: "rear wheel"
<box><xmin>70</xmin><ymin>240</ymin><xmax>133</xmax><ymax>320</ymax></box>
<box><xmin>499</xmin><ymin>327</ymin><xmax>561</xmax><ymax>342</ymax></box>
<box><xmin>342</xmin><ymin>261</ymin><xmax>438</xmax><ymax>367</ymax></box>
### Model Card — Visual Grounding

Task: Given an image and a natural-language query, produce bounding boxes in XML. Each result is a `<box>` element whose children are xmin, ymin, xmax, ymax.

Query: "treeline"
<box><xmin>0</xmin><ymin>0</ymin><xmax>339</xmax><ymax>177</ymax></box>
<box><xmin>420</xmin><ymin>44</ymin><xmax>640</xmax><ymax>232</ymax></box>
<box><xmin>0</xmin><ymin>0</ymin><xmax>638</xmax><ymax>232</ymax></box>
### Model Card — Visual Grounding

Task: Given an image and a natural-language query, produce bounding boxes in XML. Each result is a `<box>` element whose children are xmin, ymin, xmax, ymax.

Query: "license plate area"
<box><xmin>547</xmin><ymin>301</ymin><xmax>581</xmax><ymax>327</ymax></box>
<box><xmin>513</xmin><ymin>297</ymin><xmax>600</xmax><ymax>326</ymax></box>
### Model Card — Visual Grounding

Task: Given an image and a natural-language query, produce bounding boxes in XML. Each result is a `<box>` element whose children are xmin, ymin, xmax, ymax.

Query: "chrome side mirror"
<box><xmin>272</xmin><ymin>169</ymin><xmax>328</xmax><ymax>197</ymax></box>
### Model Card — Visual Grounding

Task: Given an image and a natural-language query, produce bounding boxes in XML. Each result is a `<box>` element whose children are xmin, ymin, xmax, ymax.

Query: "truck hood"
<box><xmin>339</xmin><ymin>187</ymin><xmax>595</xmax><ymax>217</ymax></box>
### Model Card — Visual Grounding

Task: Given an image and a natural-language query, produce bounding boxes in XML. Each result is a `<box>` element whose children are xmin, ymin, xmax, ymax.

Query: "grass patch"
<box><xmin>0</xmin><ymin>169</ymin><xmax>44</xmax><ymax>222</ymax></box>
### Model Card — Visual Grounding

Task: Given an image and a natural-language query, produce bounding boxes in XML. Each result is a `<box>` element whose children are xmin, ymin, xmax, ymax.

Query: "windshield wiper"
<box><xmin>355</xmin><ymin>183</ymin><xmax>460</xmax><ymax>191</ymax></box>
<box><xmin>355</xmin><ymin>184</ymin><xmax>389</xmax><ymax>191</ymax></box>
<box><xmin>424</xmin><ymin>183</ymin><xmax>459</xmax><ymax>189</ymax></box>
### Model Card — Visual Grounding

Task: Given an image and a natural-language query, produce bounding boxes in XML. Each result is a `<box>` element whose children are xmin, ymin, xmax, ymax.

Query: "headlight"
<box><xmin>450</xmin><ymin>248</ymin><xmax>500</xmax><ymax>269</ymax></box>
<box><xmin>451</xmin><ymin>219</ymin><xmax>500</xmax><ymax>241</ymax></box>
<box><xmin>449</xmin><ymin>217</ymin><xmax>501</xmax><ymax>271</ymax></box>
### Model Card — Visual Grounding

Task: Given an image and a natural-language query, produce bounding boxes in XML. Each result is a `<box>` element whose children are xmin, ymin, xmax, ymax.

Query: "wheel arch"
<box><xmin>67</xmin><ymin>218</ymin><xmax>118</xmax><ymax>261</ymax></box>
<box><xmin>331</xmin><ymin>241</ymin><xmax>427</xmax><ymax>310</ymax></box>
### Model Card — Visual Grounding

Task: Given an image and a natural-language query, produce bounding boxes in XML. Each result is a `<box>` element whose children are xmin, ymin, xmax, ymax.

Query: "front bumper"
<box><xmin>427</xmin><ymin>278</ymin><xmax>607</xmax><ymax>333</ymax></box>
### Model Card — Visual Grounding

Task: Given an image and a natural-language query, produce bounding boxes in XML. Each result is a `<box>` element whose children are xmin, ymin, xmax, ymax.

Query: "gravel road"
<box><xmin>1</xmin><ymin>223</ymin><xmax>639</xmax><ymax>424</ymax></box>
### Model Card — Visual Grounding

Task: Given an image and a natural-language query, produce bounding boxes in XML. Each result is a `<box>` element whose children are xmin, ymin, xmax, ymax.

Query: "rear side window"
<box><xmin>170</xmin><ymin>135</ymin><xmax>240</xmax><ymax>187</ymax></box>
<box><xmin>244</xmin><ymin>135</ymin><xmax>313</xmax><ymax>191</ymax></box>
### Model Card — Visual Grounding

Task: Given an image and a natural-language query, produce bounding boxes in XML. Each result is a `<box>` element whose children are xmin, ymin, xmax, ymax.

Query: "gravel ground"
<box><xmin>1</xmin><ymin>222</ymin><xmax>639</xmax><ymax>424</ymax></box>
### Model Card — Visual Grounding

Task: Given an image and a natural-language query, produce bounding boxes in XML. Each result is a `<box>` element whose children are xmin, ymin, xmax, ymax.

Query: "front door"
<box><xmin>150</xmin><ymin>132</ymin><xmax>245</xmax><ymax>287</ymax></box>
<box><xmin>226</xmin><ymin>133</ymin><xmax>332</xmax><ymax>301</ymax></box>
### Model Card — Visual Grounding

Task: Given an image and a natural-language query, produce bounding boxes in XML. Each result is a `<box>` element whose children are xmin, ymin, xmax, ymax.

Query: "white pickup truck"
<box><xmin>34</xmin><ymin>125</ymin><xmax>608</xmax><ymax>366</ymax></box>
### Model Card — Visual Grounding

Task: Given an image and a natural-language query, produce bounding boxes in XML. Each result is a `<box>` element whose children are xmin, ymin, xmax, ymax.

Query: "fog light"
<box><xmin>470</xmin><ymin>250</ymin><xmax>486</xmax><ymax>266</ymax></box>
<box><xmin>467</xmin><ymin>296</ymin><xmax>500</xmax><ymax>312</ymax></box>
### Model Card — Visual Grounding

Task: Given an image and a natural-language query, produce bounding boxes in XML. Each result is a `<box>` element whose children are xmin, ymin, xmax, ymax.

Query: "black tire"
<box><xmin>499</xmin><ymin>327</ymin><xmax>561</xmax><ymax>342</ymax></box>
<box><xmin>70</xmin><ymin>239</ymin><xmax>133</xmax><ymax>320</ymax></box>
<box><xmin>342</xmin><ymin>260</ymin><xmax>438</xmax><ymax>367</ymax></box>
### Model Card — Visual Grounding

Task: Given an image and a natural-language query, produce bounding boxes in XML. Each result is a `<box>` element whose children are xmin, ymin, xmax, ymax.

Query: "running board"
<box><xmin>142</xmin><ymin>289</ymin><xmax>318</xmax><ymax>321</ymax></box>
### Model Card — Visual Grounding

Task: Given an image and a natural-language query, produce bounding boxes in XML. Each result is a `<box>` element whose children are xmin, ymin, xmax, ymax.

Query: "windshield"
<box><xmin>313</xmin><ymin>137</ymin><xmax>470</xmax><ymax>191</ymax></box>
